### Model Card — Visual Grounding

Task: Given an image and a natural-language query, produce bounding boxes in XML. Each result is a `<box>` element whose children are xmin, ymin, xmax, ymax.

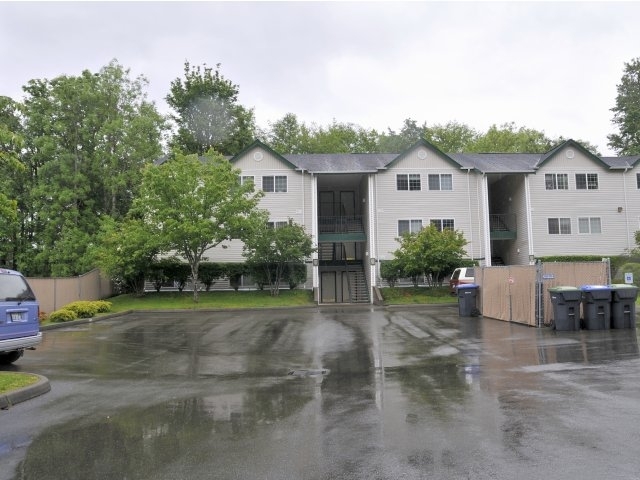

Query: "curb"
<box><xmin>0</xmin><ymin>374</ymin><xmax>50</xmax><ymax>410</ymax></box>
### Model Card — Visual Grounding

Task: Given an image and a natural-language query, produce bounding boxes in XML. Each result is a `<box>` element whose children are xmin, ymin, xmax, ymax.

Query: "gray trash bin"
<box><xmin>456</xmin><ymin>283</ymin><xmax>479</xmax><ymax>317</ymax></box>
<box><xmin>548</xmin><ymin>286</ymin><xmax>581</xmax><ymax>331</ymax></box>
<box><xmin>609</xmin><ymin>284</ymin><xmax>638</xmax><ymax>329</ymax></box>
<box><xmin>580</xmin><ymin>285</ymin><xmax>612</xmax><ymax>330</ymax></box>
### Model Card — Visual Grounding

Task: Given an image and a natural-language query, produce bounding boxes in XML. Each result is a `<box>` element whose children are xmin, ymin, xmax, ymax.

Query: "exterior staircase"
<box><xmin>348</xmin><ymin>266</ymin><xmax>370</xmax><ymax>303</ymax></box>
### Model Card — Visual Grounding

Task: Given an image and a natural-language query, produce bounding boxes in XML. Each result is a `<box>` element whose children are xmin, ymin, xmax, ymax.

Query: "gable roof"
<box><xmin>537</xmin><ymin>139</ymin><xmax>610</xmax><ymax>170</ymax></box>
<box><xmin>155</xmin><ymin>138</ymin><xmax>640</xmax><ymax>174</ymax></box>
<box><xmin>381</xmin><ymin>138</ymin><xmax>464</xmax><ymax>170</ymax></box>
<box><xmin>230</xmin><ymin>139</ymin><xmax>299</xmax><ymax>170</ymax></box>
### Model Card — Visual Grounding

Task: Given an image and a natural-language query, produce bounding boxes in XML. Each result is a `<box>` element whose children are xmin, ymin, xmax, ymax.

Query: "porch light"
<box><xmin>369</xmin><ymin>258</ymin><xmax>376</xmax><ymax>266</ymax></box>
<box><xmin>312</xmin><ymin>258</ymin><xmax>319</xmax><ymax>267</ymax></box>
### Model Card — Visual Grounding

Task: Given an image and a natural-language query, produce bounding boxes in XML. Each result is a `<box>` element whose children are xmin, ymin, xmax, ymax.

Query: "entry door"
<box><xmin>340</xmin><ymin>191</ymin><xmax>355</xmax><ymax>216</ymax></box>
<box><xmin>321</xmin><ymin>272</ymin><xmax>336</xmax><ymax>303</ymax></box>
<box><xmin>320</xmin><ymin>191</ymin><xmax>335</xmax><ymax>216</ymax></box>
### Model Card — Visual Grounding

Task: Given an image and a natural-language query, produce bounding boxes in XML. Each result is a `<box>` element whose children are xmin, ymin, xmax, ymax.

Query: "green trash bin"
<box><xmin>609</xmin><ymin>284</ymin><xmax>638</xmax><ymax>329</ymax></box>
<box><xmin>456</xmin><ymin>284</ymin><xmax>479</xmax><ymax>317</ymax></box>
<box><xmin>580</xmin><ymin>285</ymin><xmax>612</xmax><ymax>330</ymax></box>
<box><xmin>548</xmin><ymin>286</ymin><xmax>581</xmax><ymax>331</ymax></box>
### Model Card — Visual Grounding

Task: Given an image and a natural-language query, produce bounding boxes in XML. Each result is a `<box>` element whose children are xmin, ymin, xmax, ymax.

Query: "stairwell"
<box><xmin>348</xmin><ymin>266</ymin><xmax>370</xmax><ymax>303</ymax></box>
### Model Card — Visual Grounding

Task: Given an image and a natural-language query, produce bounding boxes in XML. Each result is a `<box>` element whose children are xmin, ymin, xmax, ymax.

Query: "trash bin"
<box><xmin>580</xmin><ymin>285</ymin><xmax>612</xmax><ymax>330</ymax></box>
<box><xmin>548</xmin><ymin>286</ymin><xmax>581</xmax><ymax>331</ymax></box>
<box><xmin>609</xmin><ymin>284</ymin><xmax>638</xmax><ymax>329</ymax></box>
<box><xmin>456</xmin><ymin>283</ymin><xmax>479</xmax><ymax>317</ymax></box>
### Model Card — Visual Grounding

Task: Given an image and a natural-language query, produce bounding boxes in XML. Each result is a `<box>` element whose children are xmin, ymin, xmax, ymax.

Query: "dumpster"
<box><xmin>609</xmin><ymin>284</ymin><xmax>638</xmax><ymax>329</ymax></box>
<box><xmin>580</xmin><ymin>285</ymin><xmax>612</xmax><ymax>330</ymax></box>
<box><xmin>456</xmin><ymin>283</ymin><xmax>479</xmax><ymax>317</ymax></box>
<box><xmin>548</xmin><ymin>286</ymin><xmax>581</xmax><ymax>331</ymax></box>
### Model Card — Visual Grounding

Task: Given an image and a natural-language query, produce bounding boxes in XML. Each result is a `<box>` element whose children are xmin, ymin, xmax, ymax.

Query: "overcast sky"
<box><xmin>2</xmin><ymin>1</ymin><xmax>639</xmax><ymax>155</ymax></box>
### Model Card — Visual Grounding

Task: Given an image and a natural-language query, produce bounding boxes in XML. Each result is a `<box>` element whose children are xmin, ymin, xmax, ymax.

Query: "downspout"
<box><xmin>301</xmin><ymin>168</ymin><xmax>305</xmax><ymax>226</ymax></box>
<box><xmin>368</xmin><ymin>174</ymin><xmax>377</xmax><ymax>299</ymax></box>
<box><xmin>311</xmin><ymin>173</ymin><xmax>318</xmax><ymax>299</ymax></box>
<box><xmin>375</xmin><ymin>172</ymin><xmax>380</xmax><ymax>270</ymax></box>
<box><xmin>481</xmin><ymin>174</ymin><xmax>492</xmax><ymax>266</ymax></box>
<box><xmin>465</xmin><ymin>168</ymin><xmax>474</xmax><ymax>261</ymax></box>
<box><xmin>525</xmin><ymin>174</ymin><xmax>535</xmax><ymax>262</ymax></box>
<box><xmin>622</xmin><ymin>167</ymin><xmax>631</xmax><ymax>251</ymax></box>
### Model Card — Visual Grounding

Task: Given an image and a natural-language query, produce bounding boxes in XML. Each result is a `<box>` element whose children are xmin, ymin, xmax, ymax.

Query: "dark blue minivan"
<box><xmin>0</xmin><ymin>268</ymin><xmax>41</xmax><ymax>364</ymax></box>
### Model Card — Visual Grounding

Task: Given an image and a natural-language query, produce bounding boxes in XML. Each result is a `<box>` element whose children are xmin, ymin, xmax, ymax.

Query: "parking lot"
<box><xmin>2</xmin><ymin>305</ymin><xmax>640</xmax><ymax>479</ymax></box>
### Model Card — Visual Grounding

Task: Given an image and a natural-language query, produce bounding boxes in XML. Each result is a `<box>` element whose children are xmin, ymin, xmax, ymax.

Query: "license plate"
<box><xmin>10</xmin><ymin>312</ymin><xmax>24</xmax><ymax>321</ymax></box>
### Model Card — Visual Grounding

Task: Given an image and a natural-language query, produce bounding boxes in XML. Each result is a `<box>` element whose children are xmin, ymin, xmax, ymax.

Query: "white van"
<box><xmin>449</xmin><ymin>267</ymin><xmax>475</xmax><ymax>293</ymax></box>
<box><xmin>0</xmin><ymin>268</ymin><xmax>42</xmax><ymax>364</ymax></box>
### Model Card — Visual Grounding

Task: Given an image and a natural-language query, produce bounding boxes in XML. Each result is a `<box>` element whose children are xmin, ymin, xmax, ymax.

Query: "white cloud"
<box><xmin>1</xmin><ymin>1</ymin><xmax>639</xmax><ymax>155</ymax></box>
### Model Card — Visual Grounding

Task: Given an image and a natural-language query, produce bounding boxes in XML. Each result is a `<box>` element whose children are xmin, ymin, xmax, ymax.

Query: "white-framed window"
<box><xmin>397</xmin><ymin>174</ymin><xmax>421</xmax><ymax>191</ymax></box>
<box><xmin>262</xmin><ymin>175</ymin><xmax>287</xmax><ymax>192</ymax></box>
<box><xmin>240</xmin><ymin>175</ymin><xmax>254</xmax><ymax>186</ymax></box>
<box><xmin>548</xmin><ymin>218</ymin><xmax>571</xmax><ymax>235</ymax></box>
<box><xmin>398</xmin><ymin>219</ymin><xmax>422</xmax><ymax>236</ymax></box>
<box><xmin>545</xmin><ymin>173</ymin><xmax>568</xmax><ymax>190</ymax></box>
<box><xmin>428</xmin><ymin>174</ymin><xmax>453</xmax><ymax>191</ymax></box>
<box><xmin>575</xmin><ymin>173</ymin><xmax>598</xmax><ymax>190</ymax></box>
<box><xmin>430</xmin><ymin>218</ymin><xmax>455</xmax><ymax>231</ymax></box>
<box><xmin>267</xmin><ymin>220</ymin><xmax>288</xmax><ymax>229</ymax></box>
<box><xmin>578</xmin><ymin>217</ymin><xmax>601</xmax><ymax>234</ymax></box>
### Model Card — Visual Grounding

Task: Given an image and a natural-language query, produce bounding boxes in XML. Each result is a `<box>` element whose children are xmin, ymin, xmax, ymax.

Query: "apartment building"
<box><xmin>203</xmin><ymin>138</ymin><xmax>640</xmax><ymax>304</ymax></box>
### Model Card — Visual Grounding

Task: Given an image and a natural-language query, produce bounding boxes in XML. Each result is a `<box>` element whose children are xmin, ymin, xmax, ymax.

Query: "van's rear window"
<box><xmin>0</xmin><ymin>275</ymin><xmax>36</xmax><ymax>302</ymax></box>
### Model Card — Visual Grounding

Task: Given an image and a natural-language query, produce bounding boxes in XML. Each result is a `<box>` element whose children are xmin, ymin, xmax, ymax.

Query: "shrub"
<box><xmin>93</xmin><ymin>300</ymin><xmax>112</xmax><ymax>313</ymax></box>
<box><xmin>65</xmin><ymin>301</ymin><xmax>99</xmax><ymax>318</ymax></box>
<box><xmin>48</xmin><ymin>309</ymin><xmax>78</xmax><ymax>323</ymax></box>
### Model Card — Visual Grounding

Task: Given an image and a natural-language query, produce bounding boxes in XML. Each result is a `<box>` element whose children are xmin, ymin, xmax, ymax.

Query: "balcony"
<box><xmin>318</xmin><ymin>215</ymin><xmax>366</xmax><ymax>242</ymax></box>
<box><xmin>490</xmin><ymin>214</ymin><xmax>517</xmax><ymax>240</ymax></box>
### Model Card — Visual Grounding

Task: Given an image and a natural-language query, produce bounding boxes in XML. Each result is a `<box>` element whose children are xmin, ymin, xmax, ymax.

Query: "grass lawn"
<box><xmin>106</xmin><ymin>289</ymin><xmax>316</xmax><ymax>313</ymax></box>
<box><xmin>0</xmin><ymin>372</ymin><xmax>40</xmax><ymax>394</ymax></box>
<box><xmin>98</xmin><ymin>286</ymin><xmax>455</xmax><ymax>314</ymax></box>
<box><xmin>379</xmin><ymin>286</ymin><xmax>457</xmax><ymax>305</ymax></box>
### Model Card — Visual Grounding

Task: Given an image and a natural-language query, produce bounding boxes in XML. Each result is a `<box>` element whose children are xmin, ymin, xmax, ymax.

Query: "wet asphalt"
<box><xmin>1</xmin><ymin>305</ymin><xmax>640</xmax><ymax>480</ymax></box>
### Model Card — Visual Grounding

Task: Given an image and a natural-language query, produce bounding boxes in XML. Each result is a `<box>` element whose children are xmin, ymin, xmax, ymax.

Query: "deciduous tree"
<box><xmin>392</xmin><ymin>224</ymin><xmax>468</xmax><ymax>286</ymax></box>
<box><xmin>132</xmin><ymin>150</ymin><xmax>265</xmax><ymax>301</ymax></box>
<box><xmin>243</xmin><ymin>219</ymin><xmax>314</xmax><ymax>296</ymax></box>
<box><xmin>19</xmin><ymin>60</ymin><xmax>165</xmax><ymax>275</ymax></box>
<box><xmin>166</xmin><ymin>62</ymin><xmax>256</xmax><ymax>155</ymax></box>
<box><xmin>608</xmin><ymin>57</ymin><xmax>640</xmax><ymax>155</ymax></box>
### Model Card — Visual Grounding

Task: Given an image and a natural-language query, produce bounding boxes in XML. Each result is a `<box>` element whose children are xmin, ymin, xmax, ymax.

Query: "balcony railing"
<box><xmin>490</xmin><ymin>214</ymin><xmax>517</xmax><ymax>240</ymax></box>
<box><xmin>318</xmin><ymin>215</ymin><xmax>364</xmax><ymax>234</ymax></box>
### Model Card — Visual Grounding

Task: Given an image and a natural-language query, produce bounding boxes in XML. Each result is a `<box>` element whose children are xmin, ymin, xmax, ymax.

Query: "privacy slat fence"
<box><xmin>476</xmin><ymin>261</ymin><xmax>610</xmax><ymax>327</ymax></box>
<box><xmin>27</xmin><ymin>269</ymin><xmax>113</xmax><ymax>315</ymax></box>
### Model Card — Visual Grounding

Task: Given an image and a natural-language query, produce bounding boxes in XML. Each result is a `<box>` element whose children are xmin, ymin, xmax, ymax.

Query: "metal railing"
<box><xmin>318</xmin><ymin>215</ymin><xmax>364</xmax><ymax>233</ymax></box>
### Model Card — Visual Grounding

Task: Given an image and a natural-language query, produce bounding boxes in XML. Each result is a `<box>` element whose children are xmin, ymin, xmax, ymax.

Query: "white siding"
<box><xmin>374</xmin><ymin>147</ymin><xmax>484</xmax><ymax>262</ymax></box>
<box><xmin>203</xmin><ymin>146</ymin><xmax>314</xmax><ymax>265</ymax></box>
<box><xmin>530</xmin><ymin>147</ymin><xmax>630</xmax><ymax>257</ymax></box>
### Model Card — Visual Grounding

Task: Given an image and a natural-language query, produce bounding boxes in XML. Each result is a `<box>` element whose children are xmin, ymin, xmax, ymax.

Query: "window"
<box><xmin>636</xmin><ymin>173</ymin><xmax>640</xmax><ymax>189</ymax></box>
<box><xmin>431</xmin><ymin>219</ymin><xmax>455</xmax><ymax>231</ymax></box>
<box><xmin>578</xmin><ymin>217</ymin><xmax>601</xmax><ymax>234</ymax></box>
<box><xmin>548</xmin><ymin>218</ymin><xmax>571</xmax><ymax>235</ymax></box>
<box><xmin>428</xmin><ymin>174</ymin><xmax>453</xmax><ymax>191</ymax></box>
<box><xmin>267</xmin><ymin>221</ymin><xmax>288</xmax><ymax>229</ymax></box>
<box><xmin>575</xmin><ymin>173</ymin><xmax>598</xmax><ymax>190</ymax></box>
<box><xmin>262</xmin><ymin>175</ymin><xmax>287</xmax><ymax>192</ymax></box>
<box><xmin>397</xmin><ymin>174</ymin><xmax>421</xmax><ymax>191</ymax></box>
<box><xmin>240</xmin><ymin>175</ymin><xmax>254</xmax><ymax>186</ymax></box>
<box><xmin>398</xmin><ymin>219</ymin><xmax>422</xmax><ymax>235</ymax></box>
<box><xmin>545</xmin><ymin>173</ymin><xmax>568</xmax><ymax>190</ymax></box>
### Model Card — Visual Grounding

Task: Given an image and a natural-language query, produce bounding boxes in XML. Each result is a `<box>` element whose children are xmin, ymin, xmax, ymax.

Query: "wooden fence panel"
<box><xmin>478</xmin><ymin>265</ymin><xmax>537</xmax><ymax>326</ymax></box>
<box><xmin>27</xmin><ymin>269</ymin><xmax>113</xmax><ymax>314</ymax></box>
<box><xmin>477</xmin><ymin>262</ymin><xmax>609</xmax><ymax>327</ymax></box>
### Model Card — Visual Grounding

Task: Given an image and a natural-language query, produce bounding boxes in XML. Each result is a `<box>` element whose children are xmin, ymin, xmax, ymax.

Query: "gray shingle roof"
<box><xmin>283</xmin><ymin>153</ymin><xmax>397</xmax><ymax>173</ymax></box>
